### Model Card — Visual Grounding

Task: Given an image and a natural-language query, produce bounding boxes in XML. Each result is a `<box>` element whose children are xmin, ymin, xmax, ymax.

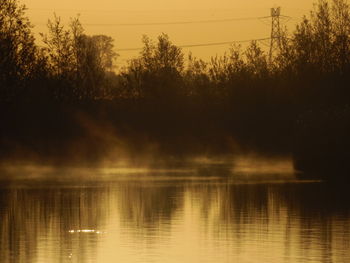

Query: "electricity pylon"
<box><xmin>269</xmin><ymin>7</ymin><xmax>282</xmax><ymax>63</ymax></box>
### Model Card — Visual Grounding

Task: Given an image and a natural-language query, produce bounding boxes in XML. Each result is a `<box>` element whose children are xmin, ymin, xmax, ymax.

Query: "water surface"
<box><xmin>0</xmin><ymin>163</ymin><xmax>349</xmax><ymax>263</ymax></box>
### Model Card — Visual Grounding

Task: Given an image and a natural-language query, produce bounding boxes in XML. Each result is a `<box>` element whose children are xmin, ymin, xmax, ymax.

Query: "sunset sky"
<box><xmin>22</xmin><ymin>0</ymin><xmax>316</xmax><ymax>67</ymax></box>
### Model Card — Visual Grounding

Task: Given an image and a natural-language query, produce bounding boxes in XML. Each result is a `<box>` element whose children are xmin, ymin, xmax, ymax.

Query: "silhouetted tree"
<box><xmin>41</xmin><ymin>15</ymin><xmax>117</xmax><ymax>100</ymax></box>
<box><xmin>184</xmin><ymin>53</ymin><xmax>210</xmax><ymax>98</ymax></box>
<box><xmin>0</xmin><ymin>0</ymin><xmax>39</xmax><ymax>101</ymax></box>
<box><xmin>245</xmin><ymin>41</ymin><xmax>269</xmax><ymax>78</ymax></box>
<box><xmin>122</xmin><ymin>34</ymin><xmax>184</xmax><ymax>100</ymax></box>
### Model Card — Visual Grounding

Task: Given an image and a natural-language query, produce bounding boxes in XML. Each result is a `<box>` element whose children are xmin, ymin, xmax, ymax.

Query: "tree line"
<box><xmin>1</xmin><ymin>0</ymin><xmax>350</xmax><ymax>158</ymax></box>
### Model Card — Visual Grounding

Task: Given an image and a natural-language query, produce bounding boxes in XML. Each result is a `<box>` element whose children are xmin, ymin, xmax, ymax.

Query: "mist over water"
<box><xmin>0</xmin><ymin>155</ymin><xmax>293</xmax><ymax>181</ymax></box>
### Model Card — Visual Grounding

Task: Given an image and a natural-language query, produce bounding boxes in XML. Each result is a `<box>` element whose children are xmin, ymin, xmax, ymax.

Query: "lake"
<box><xmin>0</xmin><ymin>159</ymin><xmax>350</xmax><ymax>263</ymax></box>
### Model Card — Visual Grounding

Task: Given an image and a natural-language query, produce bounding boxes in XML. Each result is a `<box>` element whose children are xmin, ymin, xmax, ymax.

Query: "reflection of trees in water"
<box><xmin>115</xmin><ymin>182</ymin><xmax>184</xmax><ymax>234</ymax></box>
<box><xmin>1</xmin><ymin>181</ymin><xmax>350</xmax><ymax>262</ymax></box>
<box><xmin>183</xmin><ymin>182</ymin><xmax>350</xmax><ymax>262</ymax></box>
<box><xmin>181</xmin><ymin>184</ymin><xmax>270</xmax><ymax>243</ymax></box>
<box><xmin>0</xmin><ymin>187</ymin><xmax>109</xmax><ymax>263</ymax></box>
<box><xmin>276</xmin><ymin>183</ymin><xmax>350</xmax><ymax>262</ymax></box>
<box><xmin>0</xmin><ymin>182</ymin><xmax>185</xmax><ymax>262</ymax></box>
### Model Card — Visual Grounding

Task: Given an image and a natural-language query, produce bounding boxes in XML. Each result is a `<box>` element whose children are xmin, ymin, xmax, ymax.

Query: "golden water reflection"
<box><xmin>0</xmin><ymin>175</ymin><xmax>350</xmax><ymax>263</ymax></box>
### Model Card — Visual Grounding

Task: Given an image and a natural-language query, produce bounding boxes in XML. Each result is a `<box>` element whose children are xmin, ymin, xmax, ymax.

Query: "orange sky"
<box><xmin>21</xmin><ymin>0</ymin><xmax>316</xmax><ymax>67</ymax></box>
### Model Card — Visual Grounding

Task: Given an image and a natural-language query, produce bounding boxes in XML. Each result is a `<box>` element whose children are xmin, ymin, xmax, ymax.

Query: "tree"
<box><xmin>41</xmin><ymin>15</ymin><xmax>117</xmax><ymax>100</ymax></box>
<box><xmin>184</xmin><ymin>53</ymin><xmax>210</xmax><ymax>97</ymax></box>
<box><xmin>90</xmin><ymin>35</ymin><xmax>117</xmax><ymax>72</ymax></box>
<box><xmin>290</xmin><ymin>0</ymin><xmax>350</xmax><ymax>74</ymax></box>
<box><xmin>0</xmin><ymin>0</ymin><xmax>38</xmax><ymax>100</ymax></box>
<box><xmin>75</xmin><ymin>34</ymin><xmax>118</xmax><ymax>99</ymax></box>
<box><xmin>123</xmin><ymin>34</ymin><xmax>184</xmax><ymax>99</ymax></box>
<box><xmin>244</xmin><ymin>41</ymin><xmax>268</xmax><ymax>78</ymax></box>
<box><xmin>331</xmin><ymin>0</ymin><xmax>350</xmax><ymax>72</ymax></box>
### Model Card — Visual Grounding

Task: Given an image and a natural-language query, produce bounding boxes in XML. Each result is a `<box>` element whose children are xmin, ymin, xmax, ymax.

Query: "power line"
<box><xmin>116</xmin><ymin>37</ymin><xmax>271</xmax><ymax>52</ymax></box>
<box><xmin>258</xmin><ymin>15</ymin><xmax>292</xmax><ymax>26</ymax></box>
<box><xmin>26</xmin><ymin>7</ymin><xmax>288</xmax><ymax>13</ymax></box>
<box><xmin>83</xmin><ymin>16</ymin><xmax>271</xmax><ymax>26</ymax></box>
<box><xmin>34</xmin><ymin>15</ymin><xmax>287</xmax><ymax>27</ymax></box>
